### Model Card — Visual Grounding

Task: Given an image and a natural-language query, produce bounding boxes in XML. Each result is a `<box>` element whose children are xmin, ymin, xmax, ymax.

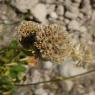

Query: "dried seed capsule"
<box><xmin>17</xmin><ymin>21</ymin><xmax>93</xmax><ymax>67</ymax></box>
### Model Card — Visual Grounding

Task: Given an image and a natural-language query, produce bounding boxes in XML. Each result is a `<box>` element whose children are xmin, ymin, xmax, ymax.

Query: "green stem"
<box><xmin>15</xmin><ymin>69</ymin><xmax>95</xmax><ymax>86</ymax></box>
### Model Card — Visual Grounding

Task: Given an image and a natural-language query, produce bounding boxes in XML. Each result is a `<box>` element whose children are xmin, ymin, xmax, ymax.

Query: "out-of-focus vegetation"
<box><xmin>0</xmin><ymin>40</ymin><xmax>95</xmax><ymax>95</ymax></box>
<box><xmin>0</xmin><ymin>40</ymin><xmax>31</xmax><ymax>95</ymax></box>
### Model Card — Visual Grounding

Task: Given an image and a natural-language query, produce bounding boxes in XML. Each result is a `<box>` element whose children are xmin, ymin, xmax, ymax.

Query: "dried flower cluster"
<box><xmin>17</xmin><ymin>21</ymin><xmax>93</xmax><ymax>66</ymax></box>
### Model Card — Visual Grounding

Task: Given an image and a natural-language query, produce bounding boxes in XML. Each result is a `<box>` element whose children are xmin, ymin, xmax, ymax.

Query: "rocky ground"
<box><xmin>0</xmin><ymin>0</ymin><xmax>95</xmax><ymax>95</ymax></box>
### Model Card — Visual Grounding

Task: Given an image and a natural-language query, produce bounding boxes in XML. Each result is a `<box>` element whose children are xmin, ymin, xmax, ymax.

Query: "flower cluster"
<box><xmin>17</xmin><ymin>21</ymin><xmax>93</xmax><ymax>67</ymax></box>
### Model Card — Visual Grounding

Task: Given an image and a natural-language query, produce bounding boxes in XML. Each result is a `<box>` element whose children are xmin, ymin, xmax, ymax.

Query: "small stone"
<box><xmin>43</xmin><ymin>72</ymin><xmax>50</xmax><ymax>81</ymax></box>
<box><xmin>59</xmin><ymin>16</ymin><xmax>64</xmax><ymax>21</ymax></box>
<box><xmin>64</xmin><ymin>0</ymin><xmax>72</xmax><ymax>10</ymax></box>
<box><xmin>58</xmin><ymin>59</ymin><xmax>87</xmax><ymax>77</ymax></box>
<box><xmin>91</xmin><ymin>11</ymin><xmax>95</xmax><ymax>21</ymax></box>
<box><xmin>31</xmin><ymin>70</ymin><xmax>42</xmax><ymax>83</ymax></box>
<box><xmin>77</xmin><ymin>84</ymin><xmax>85</xmax><ymax>94</ymax></box>
<box><xmin>56</xmin><ymin>5</ymin><xmax>64</xmax><ymax>16</ymax></box>
<box><xmin>47</xmin><ymin>5</ymin><xmax>56</xmax><ymax>13</ymax></box>
<box><xmin>72</xmin><ymin>3</ymin><xmax>80</xmax><ymax>7</ymax></box>
<box><xmin>43</xmin><ymin>61</ymin><xmax>53</xmax><ymax>70</ymax></box>
<box><xmin>81</xmin><ymin>6</ymin><xmax>92</xmax><ymax>18</ymax></box>
<box><xmin>78</xmin><ymin>13</ymin><xmax>84</xmax><ymax>19</ymax></box>
<box><xmin>64</xmin><ymin>18</ymin><xmax>70</xmax><ymax>24</ymax></box>
<box><xmin>69</xmin><ymin>6</ymin><xmax>79</xmax><ymax>14</ymax></box>
<box><xmin>48</xmin><ymin>92</ymin><xmax>54</xmax><ymax>95</ymax></box>
<box><xmin>68</xmin><ymin>20</ymin><xmax>80</xmax><ymax>31</ymax></box>
<box><xmin>35</xmin><ymin>88</ymin><xmax>48</xmax><ymax>95</ymax></box>
<box><xmin>84</xmin><ymin>0</ymin><xmax>90</xmax><ymax>5</ymax></box>
<box><xmin>32</xmin><ymin>4</ymin><xmax>48</xmax><ymax>23</ymax></box>
<box><xmin>80</xmin><ymin>26</ymin><xmax>87</xmax><ymax>32</ymax></box>
<box><xmin>49</xmin><ymin>12</ymin><xmax>58</xmax><ymax>19</ymax></box>
<box><xmin>65</xmin><ymin>80</ymin><xmax>74</xmax><ymax>91</ymax></box>
<box><xmin>12</xmin><ymin>0</ymin><xmax>39</xmax><ymax>12</ymax></box>
<box><xmin>65</xmin><ymin>11</ymin><xmax>78</xmax><ymax>19</ymax></box>
<box><xmin>80</xmin><ymin>0</ymin><xmax>92</xmax><ymax>18</ymax></box>
<box><xmin>69</xmin><ymin>65</ymin><xmax>87</xmax><ymax>76</ymax></box>
<box><xmin>88</xmin><ymin>90</ymin><xmax>95</xmax><ymax>95</ymax></box>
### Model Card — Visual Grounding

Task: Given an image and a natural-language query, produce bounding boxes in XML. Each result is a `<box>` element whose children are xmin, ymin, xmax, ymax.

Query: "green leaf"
<box><xmin>8</xmin><ymin>64</ymin><xmax>26</xmax><ymax>82</ymax></box>
<box><xmin>6</xmin><ymin>49</ymin><xmax>14</xmax><ymax>58</ymax></box>
<box><xmin>10</xmin><ymin>40</ymin><xmax>18</xmax><ymax>49</ymax></box>
<box><xmin>12</xmin><ymin>65</ymin><xmax>26</xmax><ymax>72</ymax></box>
<box><xmin>0</xmin><ymin>76</ymin><xmax>14</xmax><ymax>92</ymax></box>
<box><xmin>18</xmin><ymin>51</ymin><xmax>27</xmax><ymax>58</ymax></box>
<box><xmin>9</xmin><ymin>65</ymin><xmax>26</xmax><ymax>77</ymax></box>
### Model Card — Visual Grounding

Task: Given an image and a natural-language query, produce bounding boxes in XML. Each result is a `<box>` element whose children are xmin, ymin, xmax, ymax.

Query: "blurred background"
<box><xmin>0</xmin><ymin>0</ymin><xmax>95</xmax><ymax>95</ymax></box>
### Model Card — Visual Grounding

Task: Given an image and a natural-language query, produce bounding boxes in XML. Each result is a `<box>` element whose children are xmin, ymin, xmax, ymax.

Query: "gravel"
<box><xmin>11</xmin><ymin>0</ymin><xmax>39</xmax><ymax>12</ymax></box>
<box><xmin>31</xmin><ymin>3</ymin><xmax>48</xmax><ymax>23</ymax></box>
<box><xmin>58</xmin><ymin>58</ymin><xmax>87</xmax><ymax>77</ymax></box>
<box><xmin>68</xmin><ymin>20</ymin><xmax>80</xmax><ymax>31</ymax></box>
<box><xmin>42</xmin><ymin>61</ymin><xmax>53</xmax><ymax>70</ymax></box>
<box><xmin>56</xmin><ymin>5</ymin><xmax>64</xmax><ymax>16</ymax></box>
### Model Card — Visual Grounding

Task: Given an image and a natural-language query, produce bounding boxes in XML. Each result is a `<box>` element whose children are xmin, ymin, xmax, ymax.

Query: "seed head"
<box><xmin>17</xmin><ymin>21</ymin><xmax>93</xmax><ymax>66</ymax></box>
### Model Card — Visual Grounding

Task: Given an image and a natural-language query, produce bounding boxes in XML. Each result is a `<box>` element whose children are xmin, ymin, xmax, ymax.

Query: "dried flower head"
<box><xmin>17</xmin><ymin>21</ymin><xmax>93</xmax><ymax>66</ymax></box>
